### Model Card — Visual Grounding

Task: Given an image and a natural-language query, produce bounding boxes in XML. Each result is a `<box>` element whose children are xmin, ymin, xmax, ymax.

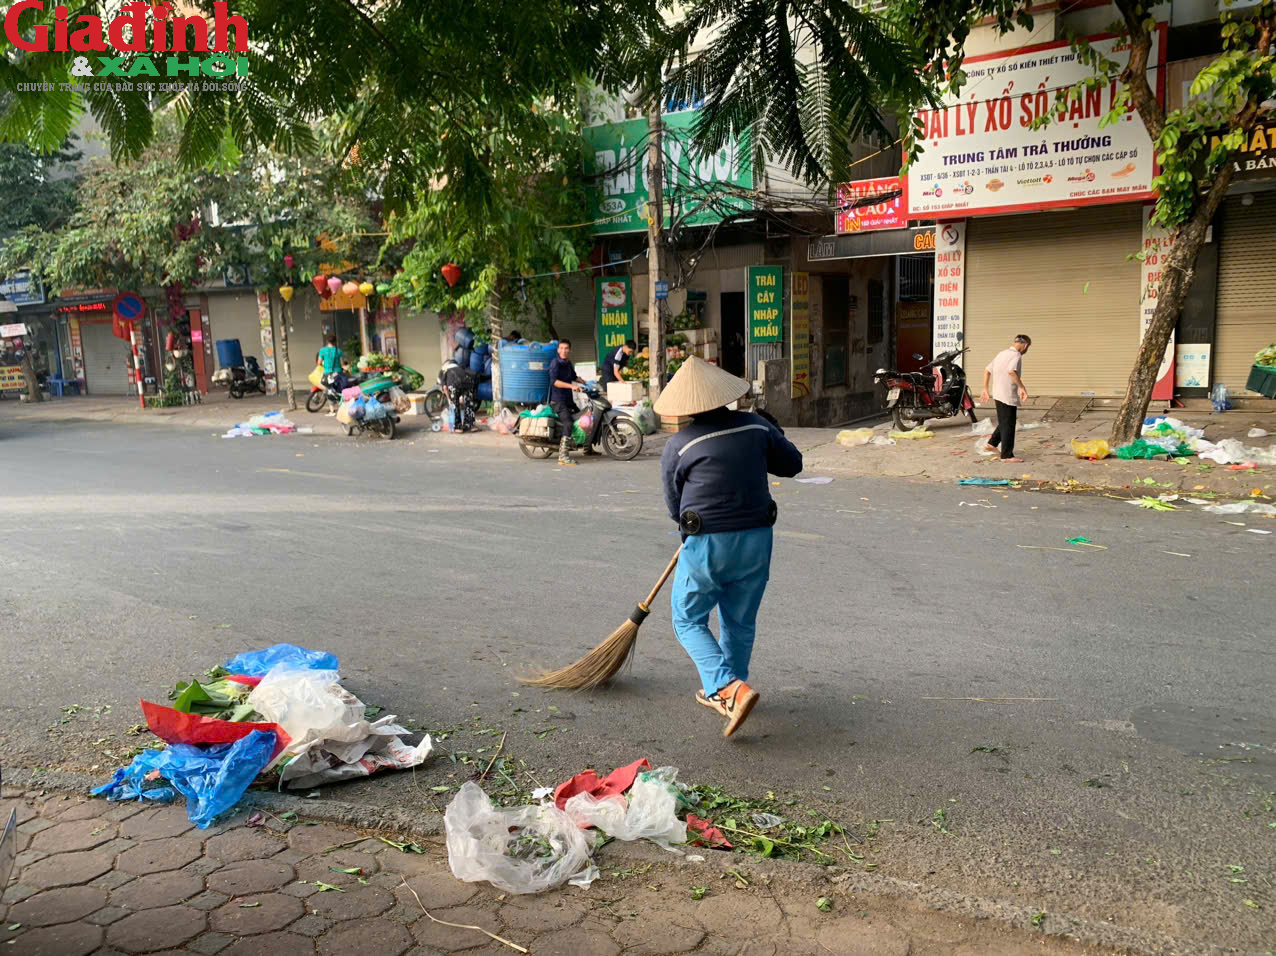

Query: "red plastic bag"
<box><xmin>142</xmin><ymin>700</ymin><xmax>291</xmax><ymax>763</ymax></box>
<box><xmin>224</xmin><ymin>675</ymin><xmax>262</xmax><ymax>688</ymax></box>
<box><xmin>553</xmin><ymin>758</ymin><xmax>650</xmax><ymax>812</ymax></box>
<box><xmin>686</xmin><ymin>813</ymin><xmax>732</xmax><ymax>849</ymax></box>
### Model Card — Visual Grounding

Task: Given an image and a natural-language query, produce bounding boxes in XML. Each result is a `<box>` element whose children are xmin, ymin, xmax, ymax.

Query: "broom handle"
<box><xmin>639</xmin><ymin>547</ymin><xmax>682</xmax><ymax>609</ymax></box>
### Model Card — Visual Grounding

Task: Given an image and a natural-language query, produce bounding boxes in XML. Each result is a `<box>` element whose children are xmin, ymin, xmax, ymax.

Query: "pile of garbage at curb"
<box><xmin>1068</xmin><ymin>416</ymin><xmax>1276</xmax><ymax>466</ymax></box>
<box><xmin>336</xmin><ymin>385</ymin><xmax>408</xmax><ymax>426</ymax></box>
<box><xmin>443</xmin><ymin>757</ymin><xmax>849</xmax><ymax>896</ymax></box>
<box><xmin>222</xmin><ymin>410</ymin><xmax>311</xmax><ymax>438</ymax></box>
<box><xmin>92</xmin><ymin>644</ymin><xmax>432</xmax><ymax>828</ymax></box>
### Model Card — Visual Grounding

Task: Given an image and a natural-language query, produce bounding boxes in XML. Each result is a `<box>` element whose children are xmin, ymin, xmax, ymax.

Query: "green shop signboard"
<box><xmin>748</xmin><ymin>266</ymin><xmax>783</xmax><ymax>343</ymax></box>
<box><xmin>583</xmin><ymin>110</ymin><xmax>753</xmax><ymax>236</ymax></box>
<box><xmin>596</xmin><ymin>277</ymin><xmax>635</xmax><ymax>356</ymax></box>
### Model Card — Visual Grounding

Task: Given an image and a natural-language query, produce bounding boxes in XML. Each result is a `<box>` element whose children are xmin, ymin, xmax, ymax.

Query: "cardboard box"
<box><xmin>608</xmin><ymin>381</ymin><xmax>646</xmax><ymax>405</ymax></box>
<box><xmin>702</xmin><ymin>343</ymin><xmax>719</xmax><ymax>362</ymax></box>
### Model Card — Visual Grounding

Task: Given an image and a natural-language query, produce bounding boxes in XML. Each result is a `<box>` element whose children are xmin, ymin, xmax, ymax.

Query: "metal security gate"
<box><xmin>1215</xmin><ymin>192</ymin><xmax>1276</xmax><ymax>394</ymax></box>
<box><xmin>79</xmin><ymin>320</ymin><xmax>131</xmax><ymax>395</ymax></box>
<box><xmin>964</xmin><ymin>205</ymin><xmax>1142</xmax><ymax>396</ymax></box>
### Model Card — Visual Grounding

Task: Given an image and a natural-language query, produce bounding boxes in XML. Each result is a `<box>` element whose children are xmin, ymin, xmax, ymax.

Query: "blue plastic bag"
<box><xmin>226</xmin><ymin>643</ymin><xmax>339</xmax><ymax>677</ymax></box>
<box><xmin>92</xmin><ymin>731</ymin><xmax>276</xmax><ymax>828</ymax></box>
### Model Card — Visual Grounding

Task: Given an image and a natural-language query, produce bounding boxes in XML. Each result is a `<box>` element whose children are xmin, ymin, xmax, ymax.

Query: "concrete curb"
<box><xmin>3</xmin><ymin>767</ymin><xmax>1226</xmax><ymax>956</ymax></box>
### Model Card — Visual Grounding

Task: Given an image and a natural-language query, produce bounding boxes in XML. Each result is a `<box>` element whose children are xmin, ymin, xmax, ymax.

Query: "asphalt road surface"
<box><xmin>2</xmin><ymin>419</ymin><xmax>1272</xmax><ymax>952</ymax></box>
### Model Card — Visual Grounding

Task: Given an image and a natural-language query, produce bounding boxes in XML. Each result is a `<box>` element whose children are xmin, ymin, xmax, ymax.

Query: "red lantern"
<box><xmin>311</xmin><ymin>275</ymin><xmax>327</xmax><ymax>296</ymax></box>
<box><xmin>441</xmin><ymin>263</ymin><xmax>461</xmax><ymax>287</ymax></box>
<box><xmin>283</xmin><ymin>254</ymin><xmax>294</xmax><ymax>270</ymax></box>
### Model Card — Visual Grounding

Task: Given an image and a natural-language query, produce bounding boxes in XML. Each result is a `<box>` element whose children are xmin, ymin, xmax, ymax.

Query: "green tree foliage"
<box><xmin>0</xmin><ymin>138</ymin><xmax>80</xmax><ymax>236</ymax></box>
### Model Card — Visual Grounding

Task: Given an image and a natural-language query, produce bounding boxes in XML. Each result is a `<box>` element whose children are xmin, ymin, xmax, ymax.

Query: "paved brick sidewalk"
<box><xmin>2</xmin><ymin>789</ymin><xmax>1110</xmax><ymax>956</ymax></box>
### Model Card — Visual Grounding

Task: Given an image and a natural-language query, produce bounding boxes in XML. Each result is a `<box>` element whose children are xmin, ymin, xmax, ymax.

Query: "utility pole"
<box><xmin>646</xmin><ymin>93</ymin><xmax>666</xmax><ymax>403</ymax></box>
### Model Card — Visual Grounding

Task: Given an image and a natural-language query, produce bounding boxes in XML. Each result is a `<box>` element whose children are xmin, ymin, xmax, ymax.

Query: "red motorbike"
<box><xmin>874</xmin><ymin>348</ymin><xmax>978</xmax><ymax>431</ymax></box>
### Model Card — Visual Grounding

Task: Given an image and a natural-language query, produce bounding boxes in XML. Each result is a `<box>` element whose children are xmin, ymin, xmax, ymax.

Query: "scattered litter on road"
<box><xmin>921</xmin><ymin>697</ymin><xmax>1057</xmax><ymax>703</ymax></box>
<box><xmin>1017</xmin><ymin>545</ymin><xmax>1085</xmax><ymax>553</ymax></box>
<box><xmin>1066</xmin><ymin>538</ymin><xmax>1108</xmax><ymax>550</ymax></box>
<box><xmin>227</xmin><ymin>644</ymin><xmax>339</xmax><ymax>677</ymax></box>
<box><xmin>1247</xmin><ymin>528</ymin><xmax>1273</xmax><ymax>535</ymax></box>
<box><xmin>1128</xmin><ymin>496</ymin><xmax>1179</xmax><ymax>511</ymax></box>
<box><xmin>564</xmin><ymin>768</ymin><xmax>687</xmax><ymax>851</ymax></box>
<box><xmin>1248</xmin><ymin>428</ymin><xmax>1269</xmax><ymax>438</ymax></box>
<box><xmin>402</xmin><ymin>879</ymin><xmax>528</xmax><ymax>953</ymax></box>
<box><xmin>889</xmin><ymin>429</ymin><xmax>934</xmax><ymax>440</ymax></box>
<box><xmin>795</xmin><ymin>477</ymin><xmax>834</xmax><ymax>484</ymax></box>
<box><xmin>958</xmin><ymin>478</ymin><xmax>1011</xmax><ymax>486</ymax></box>
<box><xmin>970</xmin><ymin>419</ymin><xmax>995</xmax><ymax>436</ymax></box>
<box><xmin>836</xmin><ymin>428</ymin><xmax>873</xmax><ymax>447</ymax></box>
<box><xmin>959</xmin><ymin>501</ymin><xmax>996</xmax><ymax>508</ymax></box>
<box><xmin>1162</xmin><ymin>551</ymin><xmax>1192</xmax><ymax>557</ymax></box>
<box><xmin>1203</xmin><ymin>501</ymin><xmax>1276</xmax><ymax>515</ymax></box>
<box><xmin>1228</xmin><ymin>462</ymin><xmax>1258</xmax><ymax>471</ymax></box>
<box><xmin>868</xmin><ymin>435</ymin><xmax>897</xmax><ymax>445</ymax></box>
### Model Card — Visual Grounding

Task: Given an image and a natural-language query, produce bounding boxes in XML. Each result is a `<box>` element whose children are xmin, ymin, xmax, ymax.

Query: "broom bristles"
<box><xmin>518</xmin><ymin>619</ymin><xmax>641</xmax><ymax>690</ymax></box>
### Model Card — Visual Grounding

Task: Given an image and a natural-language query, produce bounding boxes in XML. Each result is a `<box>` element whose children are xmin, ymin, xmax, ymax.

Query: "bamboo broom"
<box><xmin>519</xmin><ymin>547</ymin><xmax>681</xmax><ymax>690</ymax></box>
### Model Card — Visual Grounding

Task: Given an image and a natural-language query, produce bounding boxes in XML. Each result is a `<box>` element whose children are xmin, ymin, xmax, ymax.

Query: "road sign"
<box><xmin>654</xmin><ymin>280</ymin><xmax>669</xmax><ymax>301</ymax></box>
<box><xmin>0</xmin><ymin>323</ymin><xmax>27</xmax><ymax>338</ymax></box>
<box><xmin>113</xmin><ymin>291</ymin><xmax>146</xmax><ymax>322</ymax></box>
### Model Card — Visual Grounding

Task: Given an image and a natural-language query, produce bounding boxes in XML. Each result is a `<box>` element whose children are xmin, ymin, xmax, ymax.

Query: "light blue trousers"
<box><xmin>671</xmin><ymin>527</ymin><xmax>773</xmax><ymax>696</ymax></box>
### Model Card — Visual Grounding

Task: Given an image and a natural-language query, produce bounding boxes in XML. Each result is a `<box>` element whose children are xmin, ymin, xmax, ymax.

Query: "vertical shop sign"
<box><xmin>748</xmin><ymin>266</ymin><xmax>783</xmax><ymax>343</ymax></box>
<box><xmin>791</xmin><ymin>272</ymin><xmax>810</xmax><ymax>397</ymax></box>
<box><xmin>595</xmin><ymin>277</ymin><xmax>634</xmax><ymax>355</ymax></box>
<box><xmin>68</xmin><ymin>318</ymin><xmax>85</xmax><ymax>381</ymax></box>
<box><xmin>932</xmin><ymin>222</ymin><xmax>966</xmax><ymax>357</ymax></box>
<box><xmin>257</xmin><ymin>291</ymin><xmax>278</xmax><ymax>394</ymax></box>
<box><xmin>1140</xmin><ymin>205</ymin><xmax>1175</xmax><ymax>400</ymax></box>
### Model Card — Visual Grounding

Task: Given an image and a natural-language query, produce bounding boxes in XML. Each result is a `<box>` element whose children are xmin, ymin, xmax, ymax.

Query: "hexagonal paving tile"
<box><xmin>207</xmin><ymin>859</ymin><xmax>295</xmax><ymax>896</ymax></box>
<box><xmin>120</xmin><ymin>806</ymin><xmax>195</xmax><ymax>841</ymax></box>
<box><xmin>305</xmin><ymin>884</ymin><xmax>393</xmax><ymax>922</ymax></box>
<box><xmin>4</xmin><ymin>922</ymin><xmax>103</xmax><ymax>956</ymax></box>
<box><xmin>111</xmin><ymin>869</ymin><xmax>205</xmax><ymax>910</ymax></box>
<box><xmin>204</xmin><ymin>828</ymin><xmax>286</xmax><ymax>863</ymax></box>
<box><xmin>294</xmin><ymin>853</ymin><xmax>378</xmax><ymax>887</ymax></box>
<box><xmin>5</xmin><ymin>886</ymin><xmax>108</xmax><ymax>927</ymax></box>
<box><xmin>20</xmin><ymin>849</ymin><xmax>116</xmax><ymax>890</ymax></box>
<box><xmin>105</xmin><ymin>904</ymin><xmax>206</xmax><ymax>953</ymax></box>
<box><xmin>51</xmin><ymin>801</ymin><xmax>110</xmax><ymax>822</ymax></box>
<box><xmin>29</xmin><ymin>818</ymin><xmax>118</xmax><ymax>854</ymax></box>
<box><xmin>209</xmin><ymin>892</ymin><xmax>305</xmax><ymax>936</ymax></box>
<box><xmin>614</xmin><ymin>918</ymin><xmax>706</xmax><ymax>955</ymax></box>
<box><xmin>318</xmin><ymin>918</ymin><xmax>413</xmax><ymax>956</ymax></box>
<box><xmin>533</xmin><ymin>926</ymin><xmax>620</xmax><ymax>956</ymax></box>
<box><xmin>286</xmin><ymin>825</ymin><xmax>353</xmax><ymax>855</ymax></box>
<box><xmin>117</xmin><ymin>835</ymin><xmax>204</xmax><ymax>875</ymax></box>
<box><xmin>411</xmin><ymin>905</ymin><xmax>502</xmax><ymax>953</ymax></box>
<box><xmin>397</xmin><ymin>872</ymin><xmax>478</xmax><ymax>910</ymax></box>
<box><xmin>221</xmin><ymin>931</ymin><xmax>317</xmax><ymax>956</ymax></box>
<box><xmin>499</xmin><ymin>895</ymin><xmax>587</xmax><ymax>932</ymax></box>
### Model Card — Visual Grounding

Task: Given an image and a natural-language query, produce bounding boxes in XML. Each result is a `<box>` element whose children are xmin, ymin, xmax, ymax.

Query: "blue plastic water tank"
<box><xmin>477</xmin><ymin>380</ymin><xmax>493</xmax><ymax>402</ymax></box>
<box><xmin>499</xmin><ymin>341</ymin><xmax>557</xmax><ymax>405</ymax></box>
<box><xmin>455</xmin><ymin>326</ymin><xmax>475</xmax><ymax>349</ymax></box>
<box><xmin>216</xmin><ymin>339</ymin><xmax>243</xmax><ymax>369</ymax></box>
<box><xmin>468</xmin><ymin>349</ymin><xmax>485</xmax><ymax>374</ymax></box>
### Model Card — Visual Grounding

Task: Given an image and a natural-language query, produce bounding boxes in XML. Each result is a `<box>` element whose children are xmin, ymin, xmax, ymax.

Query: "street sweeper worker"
<box><xmin>654</xmin><ymin>357</ymin><xmax>803</xmax><ymax>737</ymax></box>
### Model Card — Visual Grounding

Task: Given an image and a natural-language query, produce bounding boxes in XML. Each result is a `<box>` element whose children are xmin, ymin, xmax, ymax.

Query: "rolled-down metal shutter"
<box><xmin>79</xmin><ymin>321</ymin><xmax>131</xmax><ymax>395</ymax></box>
<box><xmin>965</xmin><ymin>204</ymin><xmax>1142</xmax><ymax>396</ymax></box>
<box><xmin>552</xmin><ymin>276</ymin><xmax>598</xmax><ymax>365</ymax></box>
<box><xmin>1215</xmin><ymin>192</ymin><xmax>1276</xmax><ymax>394</ymax></box>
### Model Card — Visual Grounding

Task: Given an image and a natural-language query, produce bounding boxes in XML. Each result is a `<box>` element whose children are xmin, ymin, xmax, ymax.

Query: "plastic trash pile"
<box><xmin>337</xmin><ymin>394</ymin><xmax>390</xmax><ymax>425</ymax></box>
<box><xmin>1105</xmin><ymin>416</ymin><xmax>1276</xmax><ymax>466</ymax></box>
<box><xmin>93</xmin><ymin>644</ymin><xmax>432</xmax><ymax>827</ymax></box>
<box><xmin>222</xmin><ymin>410</ymin><xmax>300</xmax><ymax>438</ymax></box>
<box><xmin>445</xmin><ymin>758</ymin><xmax>729</xmax><ymax>895</ymax></box>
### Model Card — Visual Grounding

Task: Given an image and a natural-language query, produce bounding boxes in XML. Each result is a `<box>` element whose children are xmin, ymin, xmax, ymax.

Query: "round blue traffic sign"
<box><xmin>113</xmin><ymin>292</ymin><xmax>146</xmax><ymax>322</ymax></box>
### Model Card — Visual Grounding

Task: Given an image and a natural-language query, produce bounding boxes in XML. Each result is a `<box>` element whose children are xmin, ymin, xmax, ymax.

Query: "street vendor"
<box><xmin>438</xmin><ymin>359</ymin><xmax>479</xmax><ymax>433</ymax></box>
<box><xmin>600</xmin><ymin>339</ymin><xmax>636</xmax><ymax>386</ymax></box>
<box><xmin>655</xmin><ymin>358</ymin><xmax>803</xmax><ymax>737</ymax></box>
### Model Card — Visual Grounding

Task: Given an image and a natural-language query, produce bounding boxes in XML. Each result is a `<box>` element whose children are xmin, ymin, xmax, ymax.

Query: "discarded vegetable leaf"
<box><xmin>312</xmin><ymin>882</ymin><xmax>344</xmax><ymax>893</ymax></box>
<box><xmin>330</xmin><ymin>867</ymin><xmax>362</xmax><ymax>875</ymax></box>
<box><xmin>691</xmin><ymin>886</ymin><xmax>707</xmax><ymax>900</ymax></box>
<box><xmin>816</xmin><ymin>897</ymin><xmax>833</xmax><ymax>912</ymax></box>
<box><xmin>1032</xmin><ymin>912</ymin><xmax>1046</xmax><ymax>927</ymax></box>
<box><xmin>279</xmin><ymin>811</ymin><xmax>298</xmax><ymax>822</ymax></box>
<box><xmin>238</xmin><ymin>902</ymin><xmax>261</xmax><ymax>908</ymax></box>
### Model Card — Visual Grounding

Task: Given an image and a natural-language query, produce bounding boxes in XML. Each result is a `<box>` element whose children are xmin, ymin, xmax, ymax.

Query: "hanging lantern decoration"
<box><xmin>376</xmin><ymin>282</ymin><xmax>391</xmax><ymax>295</ymax></box>
<box><xmin>283</xmin><ymin>254</ymin><xmax>294</xmax><ymax>270</ymax></box>
<box><xmin>327</xmin><ymin>276</ymin><xmax>343</xmax><ymax>295</ymax></box>
<box><xmin>279</xmin><ymin>284</ymin><xmax>295</xmax><ymax>302</ymax></box>
<box><xmin>311</xmin><ymin>275</ymin><xmax>328</xmax><ymax>296</ymax></box>
<box><xmin>342</xmin><ymin>280</ymin><xmax>360</xmax><ymax>296</ymax></box>
<box><xmin>441</xmin><ymin>263</ymin><xmax>461</xmax><ymax>287</ymax></box>
<box><xmin>358</xmin><ymin>281</ymin><xmax>374</xmax><ymax>297</ymax></box>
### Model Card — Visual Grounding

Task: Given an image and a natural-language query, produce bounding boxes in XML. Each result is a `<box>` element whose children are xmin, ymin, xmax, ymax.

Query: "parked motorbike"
<box><xmin>340</xmin><ymin>391</ymin><xmax>400</xmax><ymax>440</ymax></box>
<box><xmin>517</xmin><ymin>384</ymin><xmax>644</xmax><ymax>461</ymax></box>
<box><xmin>874</xmin><ymin>348</ymin><xmax>977</xmax><ymax>431</ymax></box>
<box><xmin>228</xmin><ymin>356</ymin><xmax>268</xmax><ymax>399</ymax></box>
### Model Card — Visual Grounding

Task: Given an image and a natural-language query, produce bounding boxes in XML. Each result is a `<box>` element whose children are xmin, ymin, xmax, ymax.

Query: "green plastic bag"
<box><xmin>1115</xmin><ymin>439</ymin><xmax>1192</xmax><ymax>460</ymax></box>
<box><xmin>572</xmin><ymin>423</ymin><xmax>588</xmax><ymax>446</ymax></box>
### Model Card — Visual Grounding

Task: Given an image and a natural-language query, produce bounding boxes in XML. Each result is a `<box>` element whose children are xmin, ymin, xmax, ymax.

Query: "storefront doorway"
<box><xmin>721</xmin><ymin>292</ymin><xmax>746</xmax><ymax>376</ymax></box>
<box><xmin>896</xmin><ymin>254</ymin><xmax>935</xmax><ymax>372</ymax></box>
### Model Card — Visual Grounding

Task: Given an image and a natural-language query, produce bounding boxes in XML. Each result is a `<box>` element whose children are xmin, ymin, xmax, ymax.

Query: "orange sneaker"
<box><xmin>696</xmin><ymin>681</ymin><xmax>759</xmax><ymax>737</ymax></box>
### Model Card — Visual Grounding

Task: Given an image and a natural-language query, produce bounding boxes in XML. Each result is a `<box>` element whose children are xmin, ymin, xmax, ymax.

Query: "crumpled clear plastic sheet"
<box><xmin>563</xmin><ymin>768</ymin><xmax>688</xmax><ymax>851</ymax></box>
<box><xmin>445</xmin><ymin>782</ymin><xmax>597</xmax><ymax>894</ymax></box>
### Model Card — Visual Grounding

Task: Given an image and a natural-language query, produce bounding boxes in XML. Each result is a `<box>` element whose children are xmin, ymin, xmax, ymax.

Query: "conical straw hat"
<box><xmin>653</xmin><ymin>356</ymin><xmax>751</xmax><ymax>417</ymax></box>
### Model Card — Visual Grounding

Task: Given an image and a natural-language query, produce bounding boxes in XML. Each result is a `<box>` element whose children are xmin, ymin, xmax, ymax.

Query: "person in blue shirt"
<box><xmin>316</xmin><ymin>335</ymin><xmax>348</xmax><ymax>415</ymax></box>
<box><xmin>547</xmin><ymin>339</ymin><xmax>585</xmax><ymax>465</ymax></box>
<box><xmin>655</xmin><ymin>357</ymin><xmax>803</xmax><ymax>737</ymax></box>
<box><xmin>600</xmin><ymin>339</ymin><xmax>635</xmax><ymax>386</ymax></box>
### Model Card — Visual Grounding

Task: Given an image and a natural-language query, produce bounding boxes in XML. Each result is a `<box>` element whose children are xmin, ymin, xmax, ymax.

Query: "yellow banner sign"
<box><xmin>0</xmin><ymin>365</ymin><xmax>25</xmax><ymax>391</ymax></box>
<box><xmin>791</xmin><ymin>273</ymin><xmax>810</xmax><ymax>398</ymax></box>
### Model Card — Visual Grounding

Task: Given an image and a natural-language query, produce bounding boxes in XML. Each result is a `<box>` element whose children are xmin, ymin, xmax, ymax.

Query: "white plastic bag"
<box><xmin>445</xmin><ymin>783</ymin><xmax>596</xmax><ymax>894</ymax></box>
<box><xmin>969</xmin><ymin>419</ymin><xmax>995</xmax><ymax>436</ymax></box>
<box><xmin>1203</xmin><ymin>501</ymin><xmax>1276</xmax><ymax>515</ymax></box>
<box><xmin>1248</xmin><ymin>427</ymin><xmax>1269</xmax><ymax>438</ymax></box>
<box><xmin>836</xmin><ymin>428</ymin><xmax>873</xmax><ymax>447</ymax></box>
<box><xmin>563</xmin><ymin>771</ymin><xmax>687</xmax><ymax>851</ymax></box>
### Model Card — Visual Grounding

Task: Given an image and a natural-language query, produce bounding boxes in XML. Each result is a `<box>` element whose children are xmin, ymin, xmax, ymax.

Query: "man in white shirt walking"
<box><xmin>980</xmin><ymin>334</ymin><xmax>1031</xmax><ymax>463</ymax></box>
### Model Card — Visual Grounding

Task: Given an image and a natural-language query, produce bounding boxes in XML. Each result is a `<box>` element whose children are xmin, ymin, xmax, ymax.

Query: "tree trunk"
<box><xmin>487</xmin><ymin>285</ymin><xmax>502</xmax><ymax>406</ymax></box>
<box><xmin>20</xmin><ymin>348</ymin><xmax>42</xmax><ymax>403</ymax></box>
<box><xmin>1110</xmin><ymin>170</ymin><xmax>1235</xmax><ymax>445</ymax></box>
<box><xmin>277</xmin><ymin>298</ymin><xmax>296</xmax><ymax>410</ymax></box>
<box><xmin>646</xmin><ymin>94</ymin><xmax>666</xmax><ymax>403</ymax></box>
<box><xmin>542</xmin><ymin>298</ymin><xmax>559</xmax><ymax>341</ymax></box>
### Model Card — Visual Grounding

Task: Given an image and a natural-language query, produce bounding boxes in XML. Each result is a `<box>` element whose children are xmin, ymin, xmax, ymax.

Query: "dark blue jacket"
<box><xmin>661</xmin><ymin>409</ymin><xmax>803</xmax><ymax>534</ymax></box>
